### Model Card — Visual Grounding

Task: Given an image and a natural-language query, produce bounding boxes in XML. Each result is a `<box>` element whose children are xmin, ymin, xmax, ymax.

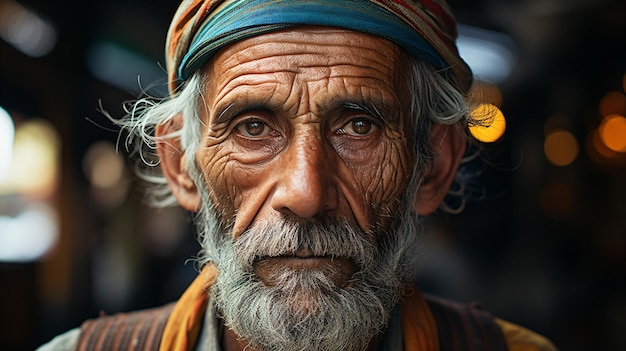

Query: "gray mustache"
<box><xmin>232</xmin><ymin>217</ymin><xmax>378</xmax><ymax>271</ymax></box>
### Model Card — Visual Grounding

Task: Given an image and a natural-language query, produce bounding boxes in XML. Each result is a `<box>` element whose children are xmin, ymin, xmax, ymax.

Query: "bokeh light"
<box><xmin>469</xmin><ymin>103</ymin><xmax>506</xmax><ymax>143</ymax></box>
<box><xmin>599</xmin><ymin>114</ymin><xmax>626</xmax><ymax>153</ymax></box>
<box><xmin>599</xmin><ymin>91</ymin><xmax>626</xmax><ymax>117</ymax></box>
<box><xmin>83</xmin><ymin>141</ymin><xmax>130</xmax><ymax>208</ymax></box>
<box><xmin>0</xmin><ymin>0</ymin><xmax>57</xmax><ymax>57</ymax></box>
<box><xmin>0</xmin><ymin>106</ymin><xmax>14</xmax><ymax>184</ymax></box>
<box><xmin>83</xmin><ymin>141</ymin><xmax>125</xmax><ymax>189</ymax></box>
<box><xmin>0</xmin><ymin>203</ymin><xmax>59</xmax><ymax>262</ymax></box>
<box><xmin>0</xmin><ymin>118</ymin><xmax>60</xmax><ymax>198</ymax></box>
<box><xmin>544</xmin><ymin>129</ymin><xmax>579</xmax><ymax>166</ymax></box>
<box><xmin>457</xmin><ymin>25</ymin><xmax>517</xmax><ymax>84</ymax></box>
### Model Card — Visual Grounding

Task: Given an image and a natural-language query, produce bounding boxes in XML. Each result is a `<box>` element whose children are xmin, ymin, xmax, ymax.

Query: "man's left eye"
<box><xmin>341</xmin><ymin>118</ymin><xmax>378</xmax><ymax>136</ymax></box>
<box><xmin>236</xmin><ymin>121</ymin><xmax>272</xmax><ymax>137</ymax></box>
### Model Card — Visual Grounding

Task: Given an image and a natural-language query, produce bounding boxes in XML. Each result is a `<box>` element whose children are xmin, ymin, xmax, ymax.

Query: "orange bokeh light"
<box><xmin>599</xmin><ymin>114</ymin><xmax>626</xmax><ymax>153</ymax></box>
<box><xmin>544</xmin><ymin>129</ymin><xmax>579</xmax><ymax>166</ymax></box>
<box><xmin>469</xmin><ymin>103</ymin><xmax>506</xmax><ymax>143</ymax></box>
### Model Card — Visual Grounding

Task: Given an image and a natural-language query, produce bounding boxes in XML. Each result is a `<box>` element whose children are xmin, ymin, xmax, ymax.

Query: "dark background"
<box><xmin>0</xmin><ymin>0</ymin><xmax>624</xmax><ymax>350</ymax></box>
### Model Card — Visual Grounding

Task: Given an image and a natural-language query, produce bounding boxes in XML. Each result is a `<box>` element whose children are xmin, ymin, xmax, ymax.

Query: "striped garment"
<box><xmin>165</xmin><ymin>0</ymin><xmax>472</xmax><ymax>94</ymax></box>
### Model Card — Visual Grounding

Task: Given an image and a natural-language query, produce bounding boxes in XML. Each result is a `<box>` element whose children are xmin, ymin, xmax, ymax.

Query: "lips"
<box><xmin>253</xmin><ymin>254</ymin><xmax>356</xmax><ymax>288</ymax></box>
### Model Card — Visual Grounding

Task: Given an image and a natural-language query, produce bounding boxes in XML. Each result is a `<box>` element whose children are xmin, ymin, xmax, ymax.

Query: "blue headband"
<box><xmin>178</xmin><ymin>0</ymin><xmax>447</xmax><ymax>81</ymax></box>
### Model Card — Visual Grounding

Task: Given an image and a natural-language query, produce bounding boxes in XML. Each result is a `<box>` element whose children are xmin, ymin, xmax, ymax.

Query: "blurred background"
<box><xmin>0</xmin><ymin>0</ymin><xmax>624</xmax><ymax>350</ymax></box>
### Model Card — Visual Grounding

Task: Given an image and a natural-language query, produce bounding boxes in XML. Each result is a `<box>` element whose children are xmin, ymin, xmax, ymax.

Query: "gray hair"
<box><xmin>112</xmin><ymin>57</ymin><xmax>473</xmax><ymax>209</ymax></box>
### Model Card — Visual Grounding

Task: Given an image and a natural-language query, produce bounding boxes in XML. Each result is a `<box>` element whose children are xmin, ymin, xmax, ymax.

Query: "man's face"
<box><xmin>196</xmin><ymin>27</ymin><xmax>414</xmax><ymax>280</ymax></box>
<box><xmin>190</xmin><ymin>28</ymin><xmax>419</xmax><ymax>351</ymax></box>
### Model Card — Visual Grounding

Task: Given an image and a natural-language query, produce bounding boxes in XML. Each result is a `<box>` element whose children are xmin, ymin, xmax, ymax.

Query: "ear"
<box><xmin>156</xmin><ymin>115</ymin><xmax>201</xmax><ymax>212</ymax></box>
<box><xmin>415</xmin><ymin>123</ymin><xmax>466</xmax><ymax>216</ymax></box>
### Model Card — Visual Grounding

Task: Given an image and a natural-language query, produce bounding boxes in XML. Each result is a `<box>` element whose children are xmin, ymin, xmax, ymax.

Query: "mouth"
<box><xmin>253</xmin><ymin>253</ymin><xmax>356</xmax><ymax>288</ymax></box>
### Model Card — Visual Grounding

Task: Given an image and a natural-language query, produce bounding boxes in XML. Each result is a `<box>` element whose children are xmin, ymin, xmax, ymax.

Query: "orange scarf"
<box><xmin>159</xmin><ymin>265</ymin><xmax>217</xmax><ymax>351</ymax></box>
<box><xmin>160</xmin><ymin>267</ymin><xmax>439</xmax><ymax>351</ymax></box>
<box><xmin>401</xmin><ymin>286</ymin><xmax>440</xmax><ymax>350</ymax></box>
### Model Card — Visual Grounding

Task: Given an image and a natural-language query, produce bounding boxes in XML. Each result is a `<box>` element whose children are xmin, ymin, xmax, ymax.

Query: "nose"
<box><xmin>270</xmin><ymin>132</ymin><xmax>337</xmax><ymax>218</ymax></box>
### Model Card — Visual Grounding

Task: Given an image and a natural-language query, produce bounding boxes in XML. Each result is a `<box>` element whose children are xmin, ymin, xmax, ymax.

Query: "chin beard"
<box><xmin>194</xmin><ymin>190</ymin><xmax>420</xmax><ymax>351</ymax></box>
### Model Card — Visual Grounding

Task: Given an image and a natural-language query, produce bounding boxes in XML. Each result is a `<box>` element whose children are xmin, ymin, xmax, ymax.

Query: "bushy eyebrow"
<box><xmin>340</xmin><ymin>101</ymin><xmax>385</xmax><ymax>122</ymax></box>
<box><xmin>213</xmin><ymin>97</ymin><xmax>281</xmax><ymax>127</ymax></box>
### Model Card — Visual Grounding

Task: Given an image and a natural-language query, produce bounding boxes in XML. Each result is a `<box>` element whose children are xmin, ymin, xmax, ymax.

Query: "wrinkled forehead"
<box><xmin>208</xmin><ymin>27</ymin><xmax>404</xmax><ymax>74</ymax></box>
<box><xmin>165</xmin><ymin>0</ymin><xmax>471</xmax><ymax>94</ymax></box>
<box><xmin>204</xmin><ymin>28</ymin><xmax>411</xmax><ymax>112</ymax></box>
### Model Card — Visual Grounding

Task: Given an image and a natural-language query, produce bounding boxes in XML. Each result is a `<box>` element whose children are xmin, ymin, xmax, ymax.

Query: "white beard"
<box><xmin>194</xmin><ymin>190</ymin><xmax>419</xmax><ymax>351</ymax></box>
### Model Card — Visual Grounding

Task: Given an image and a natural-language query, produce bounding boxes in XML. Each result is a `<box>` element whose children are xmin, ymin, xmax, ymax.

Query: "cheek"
<box><xmin>197</xmin><ymin>139</ymin><xmax>238</xmax><ymax>216</ymax></box>
<box><xmin>197</xmin><ymin>138</ymin><xmax>271</xmax><ymax>221</ymax></box>
<box><xmin>351</xmin><ymin>135</ymin><xmax>413</xmax><ymax>225</ymax></box>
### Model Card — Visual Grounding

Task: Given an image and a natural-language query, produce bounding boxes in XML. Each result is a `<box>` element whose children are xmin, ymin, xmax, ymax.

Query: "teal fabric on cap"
<box><xmin>178</xmin><ymin>0</ymin><xmax>446</xmax><ymax>81</ymax></box>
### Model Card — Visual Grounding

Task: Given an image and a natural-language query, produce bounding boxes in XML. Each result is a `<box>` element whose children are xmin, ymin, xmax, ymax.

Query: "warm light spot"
<box><xmin>544</xmin><ymin>129</ymin><xmax>579</xmax><ymax>166</ymax></box>
<box><xmin>599</xmin><ymin>91</ymin><xmax>626</xmax><ymax>117</ymax></box>
<box><xmin>469</xmin><ymin>103</ymin><xmax>506</xmax><ymax>143</ymax></box>
<box><xmin>0</xmin><ymin>119</ymin><xmax>60</xmax><ymax>197</ymax></box>
<box><xmin>0</xmin><ymin>106</ymin><xmax>14</xmax><ymax>184</ymax></box>
<box><xmin>599</xmin><ymin>114</ymin><xmax>626</xmax><ymax>153</ymax></box>
<box><xmin>83</xmin><ymin>141</ymin><xmax>125</xmax><ymax>188</ymax></box>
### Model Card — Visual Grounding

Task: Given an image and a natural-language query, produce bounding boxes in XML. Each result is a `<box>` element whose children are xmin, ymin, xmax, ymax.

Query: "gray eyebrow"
<box><xmin>215</xmin><ymin>103</ymin><xmax>235</xmax><ymax>125</ymax></box>
<box><xmin>340</xmin><ymin>101</ymin><xmax>386</xmax><ymax>123</ymax></box>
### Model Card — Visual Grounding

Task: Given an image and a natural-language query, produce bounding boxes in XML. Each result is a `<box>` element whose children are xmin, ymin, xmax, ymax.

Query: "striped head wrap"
<box><xmin>165</xmin><ymin>0</ymin><xmax>472</xmax><ymax>94</ymax></box>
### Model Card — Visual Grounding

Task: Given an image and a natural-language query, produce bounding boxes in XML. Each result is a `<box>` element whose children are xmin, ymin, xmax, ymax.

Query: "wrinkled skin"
<box><xmin>198</xmin><ymin>28</ymin><xmax>413</xmax><ymax>235</ymax></box>
<box><xmin>194</xmin><ymin>28</ymin><xmax>415</xmax><ymax>287</ymax></box>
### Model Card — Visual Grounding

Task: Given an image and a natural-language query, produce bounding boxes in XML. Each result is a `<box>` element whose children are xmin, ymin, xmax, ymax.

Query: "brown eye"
<box><xmin>343</xmin><ymin>118</ymin><xmax>377</xmax><ymax>136</ymax></box>
<box><xmin>237</xmin><ymin>120</ymin><xmax>271</xmax><ymax>137</ymax></box>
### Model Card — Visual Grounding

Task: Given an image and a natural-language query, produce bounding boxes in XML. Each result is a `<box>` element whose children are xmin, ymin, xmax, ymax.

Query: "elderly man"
<box><xmin>40</xmin><ymin>0</ymin><xmax>557</xmax><ymax>350</ymax></box>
